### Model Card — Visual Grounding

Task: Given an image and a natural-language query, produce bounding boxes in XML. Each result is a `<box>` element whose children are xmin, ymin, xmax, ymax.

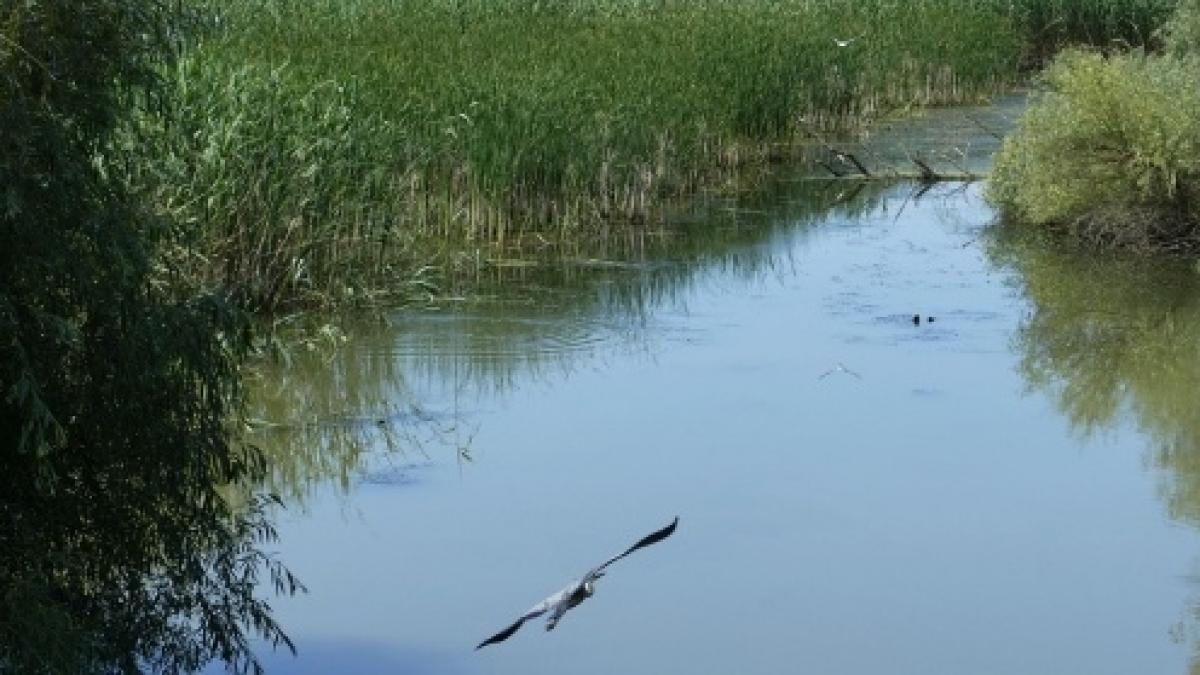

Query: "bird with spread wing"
<box><xmin>475</xmin><ymin>516</ymin><xmax>679</xmax><ymax>650</ymax></box>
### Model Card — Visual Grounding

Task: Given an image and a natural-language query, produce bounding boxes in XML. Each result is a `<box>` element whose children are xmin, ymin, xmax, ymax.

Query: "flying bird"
<box><xmin>475</xmin><ymin>516</ymin><xmax>679</xmax><ymax>650</ymax></box>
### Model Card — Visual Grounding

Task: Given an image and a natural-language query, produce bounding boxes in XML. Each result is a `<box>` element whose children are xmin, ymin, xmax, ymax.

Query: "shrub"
<box><xmin>1</xmin><ymin>2</ymin><xmax>298</xmax><ymax>671</ymax></box>
<box><xmin>1164</xmin><ymin>0</ymin><xmax>1200</xmax><ymax>54</ymax></box>
<box><xmin>988</xmin><ymin>50</ymin><xmax>1200</xmax><ymax>250</ymax></box>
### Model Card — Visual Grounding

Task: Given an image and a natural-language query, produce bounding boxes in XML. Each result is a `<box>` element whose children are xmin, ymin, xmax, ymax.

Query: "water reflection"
<box><xmin>990</xmin><ymin>232</ymin><xmax>1200</xmax><ymax>522</ymax></box>
<box><xmin>245</xmin><ymin>320</ymin><xmax>463</xmax><ymax>502</ymax></box>
<box><xmin>228</xmin><ymin>94</ymin><xmax>1200</xmax><ymax>674</ymax></box>
<box><xmin>391</xmin><ymin>178</ymin><xmax>903</xmax><ymax>394</ymax></box>
<box><xmin>243</xmin><ymin>639</ymin><xmax>469</xmax><ymax>675</ymax></box>
<box><xmin>990</xmin><ymin>228</ymin><xmax>1200</xmax><ymax>668</ymax></box>
<box><xmin>241</xmin><ymin>95</ymin><xmax>1031</xmax><ymax>502</ymax></box>
<box><xmin>241</xmin><ymin>177</ymin><xmax>907</xmax><ymax>504</ymax></box>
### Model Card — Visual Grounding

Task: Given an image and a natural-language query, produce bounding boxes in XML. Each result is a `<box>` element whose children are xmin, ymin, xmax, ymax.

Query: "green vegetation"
<box><xmin>1164</xmin><ymin>0</ymin><xmax>1200</xmax><ymax>53</ymax></box>
<box><xmin>116</xmin><ymin>0</ymin><xmax>1188</xmax><ymax>310</ymax></box>
<box><xmin>1</xmin><ymin>2</ymin><xmax>297</xmax><ymax>672</ymax></box>
<box><xmin>989</xmin><ymin>50</ymin><xmax>1200</xmax><ymax>249</ymax></box>
<box><xmin>2</xmin><ymin>0</ymin><xmax>1188</xmax><ymax>664</ymax></box>
<box><xmin>989</xmin><ymin>0</ymin><xmax>1200</xmax><ymax>250</ymax></box>
<box><xmin>1004</xmin><ymin>0</ymin><xmax>1177</xmax><ymax>63</ymax></box>
<box><xmin>988</xmin><ymin>0</ymin><xmax>1200</xmax><ymax>251</ymax></box>
<box><xmin>133</xmin><ymin>0</ymin><xmax>1033</xmax><ymax>312</ymax></box>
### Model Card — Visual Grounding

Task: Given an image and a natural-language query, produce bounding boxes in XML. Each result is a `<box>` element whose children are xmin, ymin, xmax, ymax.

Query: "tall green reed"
<box><xmin>999</xmin><ymin>0</ymin><xmax>1177</xmax><ymax>63</ymax></box>
<box><xmin>139</xmin><ymin>0</ymin><xmax>1145</xmax><ymax>311</ymax></box>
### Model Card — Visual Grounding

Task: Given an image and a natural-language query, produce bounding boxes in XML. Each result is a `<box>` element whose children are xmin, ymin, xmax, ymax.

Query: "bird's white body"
<box><xmin>529</xmin><ymin>578</ymin><xmax>594</xmax><ymax>630</ymax></box>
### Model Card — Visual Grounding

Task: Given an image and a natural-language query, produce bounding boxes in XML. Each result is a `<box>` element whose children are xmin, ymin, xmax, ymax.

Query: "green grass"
<box><xmin>129</xmin><ymin>0</ymin><xmax>1179</xmax><ymax>311</ymax></box>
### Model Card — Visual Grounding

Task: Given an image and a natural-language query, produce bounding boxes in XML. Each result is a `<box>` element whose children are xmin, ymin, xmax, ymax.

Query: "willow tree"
<box><xmin>1</xmin><ymin>2</ymin><xmax>297</xmax><ymax>673</ymax></box>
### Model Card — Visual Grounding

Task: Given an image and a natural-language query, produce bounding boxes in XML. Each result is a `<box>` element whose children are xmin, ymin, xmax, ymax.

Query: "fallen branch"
<box><xmin>835</xmin><ymin>150</ymin><xmax>872</xmax><ymax>177</ymax></box>
<box><xmin>911</xmin><ymin>157</ymin><xmax>939</xmax><ymax>182</ymax></box>
<box><xmin>793</xmin><ymin>169</ymin><xmax>986</xmax><ymax>182</ymax></box>
<box><xmin>817</xmin><ymin>160</ymin><xmax>847</xmax><ymax>178</ymax></box>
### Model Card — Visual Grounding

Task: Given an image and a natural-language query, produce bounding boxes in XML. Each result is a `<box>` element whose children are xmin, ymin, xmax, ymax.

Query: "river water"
<box><xmin>217</xmin><ymin>96</ymin><xmax>1200</xmax><ymax>674</ymax></box>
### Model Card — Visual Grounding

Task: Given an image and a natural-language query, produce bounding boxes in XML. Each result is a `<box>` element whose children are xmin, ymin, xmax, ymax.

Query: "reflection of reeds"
<box><xmin>242</xmin><ymin>317</ymin><xmax>460</xmax><ymax>502</ymax></box>
<box><xmin>235</xmin><ymin>176</ymin><xmax>900</xmax><ymax>499</ymax></box>
<box><xmin>133</xmin><ymin>0</ymin><xmax>1031</xmax><ymax>311</ymax></box>
<box><xmin>363</xmin><ymin>178</ymin><xmax>900</xmax><ymax>397</ymax></box>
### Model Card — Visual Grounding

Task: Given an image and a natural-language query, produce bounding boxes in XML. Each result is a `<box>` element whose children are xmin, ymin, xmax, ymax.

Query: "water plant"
<box><xmin>129</xmin><ymin>0</ymin><xmax>1185</xmax><ymax>311</ymax></box>
<box><xmin>1001</xmin><ymin>0</ymin><xmax>1177</xmax><ymax>63</ymax></box>
<box><xmin>131</xmin><ymin>0</ymin><xmax>1027</xmax><ymax>312</ymax></box>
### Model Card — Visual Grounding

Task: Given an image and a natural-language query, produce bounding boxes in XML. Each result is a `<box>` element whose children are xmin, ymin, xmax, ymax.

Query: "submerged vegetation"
<box><xmin>989</xmin><ymin>0</ymin><xmax>1200</xmax><ymax>250</ymax></box>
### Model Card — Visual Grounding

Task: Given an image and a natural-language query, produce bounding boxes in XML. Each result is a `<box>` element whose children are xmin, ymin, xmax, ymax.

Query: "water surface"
<box><xmin>222</xmin><ymin>99</ymin><xmax>1200</xmax><ymax>675</ymax></box>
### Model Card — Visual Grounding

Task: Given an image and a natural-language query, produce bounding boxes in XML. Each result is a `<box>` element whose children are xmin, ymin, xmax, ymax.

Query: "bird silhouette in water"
<box><xmin>475</xmin><ymin>517</ymin><xmax>679</xmax><ymax>650</ymax></box>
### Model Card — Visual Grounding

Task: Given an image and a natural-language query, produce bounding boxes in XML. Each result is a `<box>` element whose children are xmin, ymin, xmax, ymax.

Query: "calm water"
<box><xmin>218</xmin><ymin>99</ymin><xmax>1200</xmax><ymax>674</ymax></box>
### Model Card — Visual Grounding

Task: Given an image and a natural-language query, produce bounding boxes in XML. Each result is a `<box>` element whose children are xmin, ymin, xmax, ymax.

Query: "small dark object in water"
<box><xmin>928</xmin><ymin>316</ymin><xmax>936</xmax><ymax>323</ymax></box>
<box><xmin>912</xmin><ymin>314</ymin><xmax>920</xmax><ymax>325</ymax></box>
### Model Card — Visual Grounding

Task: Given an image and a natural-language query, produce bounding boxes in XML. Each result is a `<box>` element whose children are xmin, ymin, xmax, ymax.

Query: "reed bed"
<box><xmin>1001</xmin><ymin>0</ymin><xmax>1177</xmax><ymax>63</ymax></box>
<box><xmin>132</xmin><ymin>0</ymin><xmax>1168</xmax><ymax>311</ymax></box>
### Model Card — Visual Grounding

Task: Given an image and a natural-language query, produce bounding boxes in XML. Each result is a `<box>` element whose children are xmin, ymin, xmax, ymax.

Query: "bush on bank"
<box><xmin>988</xmin><ymin>49</ymin><xmax>1200</xmax><ymax>250</ymax></box>
<box><xmin>1164</xmin><ymin>0</ymin><xmax>1200</xmax><ymax>53</ymax></box>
